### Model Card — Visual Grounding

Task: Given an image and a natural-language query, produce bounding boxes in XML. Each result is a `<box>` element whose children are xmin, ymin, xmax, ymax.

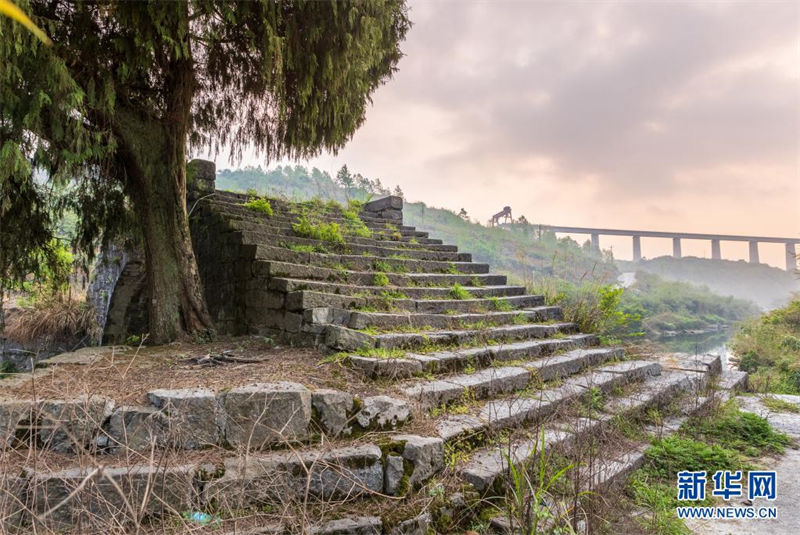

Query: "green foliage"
<box><xmin>242</xmin><ymin>197</ymin><xmax>273</xmax><ymax>216</ymax></box>
<box><xmin>373</xmin><ymin>272</ymin><xmax>390</xmax><ymax>287</ymax></box>
<box><xmin>623</xmin><ymin>271</ymin><xmax>759</xmax><ymax>336</ymax></box>
<box><xmin>760</xmin><ymin>395</ymin><xmax>800</xmax><ymax>413</ymax></box>
<box><xmin>530</xmin><ymin>277</ymin><xmax>641</xmax><ymax>341</ymax></box>
<box><xmin>292</xmin><ymin>214</ymin><xmax>345</xmax><ymax>247</ymax></box>
<box><xmin>628</xmin><ymin>472</ymin><xmax>692</xmax><ymax>535</ymax></box>
<box><xmin>681</xmin><ymin>403</ymin><xmax>791</xmax><ymax>456</ymax></box>
<box><xmin>643</xmin><ymin>435</ymin><xmax>742</xmax><ymax>481</ymax></box>
<box><xmin>732</xmin><ymin>298</ymin><xmax>800</xmax><ymax>394</ymax></box>
<box><xmin>0</xmin><ymin>360</ymin><xmax>18</xmax><ymax>379</ymax></box>
<box><xmin>448</xmin><ymin>283</ymin><xmax>472</xmax><ymax>300</ymax></box>
<box><xmin>498</xmin><ymin>430</ymin><xmax>578</xmax><ymax>535</ymax></box>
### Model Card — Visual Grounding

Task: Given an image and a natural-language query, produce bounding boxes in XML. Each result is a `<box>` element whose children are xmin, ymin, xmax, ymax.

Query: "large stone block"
<box><xmin>0</xmin><ymin>399</ymin><xmax>34</xmax><ymax>449</ymax></box>
<box><xmin>147</xmin><ymin>388</ymin><xmax>221</xmax><ymax>449</ymax></box>
<box><xmin>28</xmin><ymin>463</ymin><xmax>200</xmax><ymax>531</ymax></box>
<box><xmin>362</xmin><ymin>196</ymin><xmax>403</xmax><ymax>213</ymax></box>
<box><xmin>355</xmin><ymin>396</ymin><xmax>410</xmax><ymax>430</ymax></box>
<box><xmin>310</xmin><ymin>517</ymin><xmax>382</xmax><ymax>535</ymax></box>
<box><xmin>103</xmin><ymin>405</ymin><xmax>169</xmax><ymax>452</ymax></box>
<box><xmin>311</xmin><ymin>389</ymin><xmax>353</xmax><ymax>437</ymax></box>
<box><xmin>204</xmin><ymin>445</ymin><xmax>383</xmax><ymax>508</ymax></box>
<box><xmin>222</xmin><ymin>382</ymin><xmax>311</xmax><ymax>448</ymax></box>
<box><xmin>391</xmin><ymin>435</ymin><xmax>444</xmax><ymax>489</ymax></box>
<box><xmin>38</xmin><ymin>395</ymin><xmax>114</xmax><ymax>453</ymax></box>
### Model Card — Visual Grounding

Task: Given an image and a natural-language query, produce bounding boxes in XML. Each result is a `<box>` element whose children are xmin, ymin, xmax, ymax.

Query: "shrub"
<box><xmin>292</xmin><ymin>214</ymin><xmax>345</xmax><ymax>246</ymax></box>
<box><xmin>373</xmin><ymin>273</ymin><xmax>390</xmax><ymax>287</ymax></box>
<box><xmin>243</xmin><ymin>197</ymin><xmax>273</xmax><ymax>216</ymax></box>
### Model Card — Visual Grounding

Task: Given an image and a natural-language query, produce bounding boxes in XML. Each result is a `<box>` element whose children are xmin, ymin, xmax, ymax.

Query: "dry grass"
<box><xmin>4</xmin><ymin>295</ymin><xmax>99</xmax><ymax>346</ymax></box>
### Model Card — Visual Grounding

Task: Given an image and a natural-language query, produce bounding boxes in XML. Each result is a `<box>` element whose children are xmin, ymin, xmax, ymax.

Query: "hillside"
<box><xmin>617</xmin><ymin>256</ymin><xmax>799</xmax><ymax>310</ymax></box>
<box><xmin>215</xmin><ymin>165</ymin><xmax>619</xmax><ymax>284</ymax></box>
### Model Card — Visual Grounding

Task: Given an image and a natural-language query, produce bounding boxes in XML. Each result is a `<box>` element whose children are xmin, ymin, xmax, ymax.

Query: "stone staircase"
<box><xmin>1</xmin><ymin>184</ymin><xmax>749</xmax><ymax>534</ymax></box>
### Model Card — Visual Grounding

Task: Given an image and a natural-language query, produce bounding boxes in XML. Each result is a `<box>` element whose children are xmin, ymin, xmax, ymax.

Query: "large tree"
<box><xmin>0</xmin><ymin>0</ymin><xmax>410</xmax><ymax>343</ymax></box>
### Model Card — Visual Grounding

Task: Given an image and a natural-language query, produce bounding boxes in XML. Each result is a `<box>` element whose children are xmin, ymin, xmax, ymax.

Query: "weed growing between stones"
<box><xmin>449</xmin><ymin>284</ymin><xmax>472</xmax><ymax>300</ymax></box>
<box><xmin>760</xmin><ymin>394</ymin><xmax>800</xmax><ymax>413</ymax></box>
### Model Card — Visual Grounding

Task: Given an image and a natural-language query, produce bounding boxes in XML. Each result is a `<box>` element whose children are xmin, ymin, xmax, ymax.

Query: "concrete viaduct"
<box><xmin>543</xmin><ymin>226</ymin><xmax>799</xmax><ymax>271</ymax></box>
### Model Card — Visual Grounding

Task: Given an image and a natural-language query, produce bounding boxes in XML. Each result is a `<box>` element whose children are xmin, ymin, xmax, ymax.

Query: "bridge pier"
<box><xmin>632</xmin><ymin>235</ymin><xmax>642</xmax><ymax>262</ymax></box>
<box><xmin>748</xmin><ymin>241</ymin><xmax>760</xmax><ymax>264</ymax></box>
<box><xmin>711</xmin><ymin>239</ymin><xmax>721</xmax><ymax>260</ymax></box>
<box><xmin>591</xmin><ymin>233</ymin><xmax>600</xmax><ymax>251</ymax></box>
<box><xmin>787</xmin><ymin>243</ymin><xmax>797</xmax><ymax>272</ymax></box>
<box><xmin>672</xmin><ymin>237</ymin><xmax>682</xmax><ymax>258</ymax></box>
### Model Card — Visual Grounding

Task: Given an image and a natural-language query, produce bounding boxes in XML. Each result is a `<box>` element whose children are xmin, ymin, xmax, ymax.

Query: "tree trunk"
<box><xmin>133</xmin><ymin>156</ymin><xmax>213</xmax><ymax>344</ymax></box>
<box><xmin>114</xmin><ymin>59</ymin><xmax>214</xmax><ymax>344</ymax></box>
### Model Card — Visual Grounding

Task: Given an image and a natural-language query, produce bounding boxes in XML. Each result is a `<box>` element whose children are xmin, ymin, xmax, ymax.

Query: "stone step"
<box><xmin>12</xmin><ymin>438</ymin><xmax>441</xmax><ymax>531</ymax></box>
<box><xmin>246</xmin><ymin>246</ymin><xmax>490</xmax><ymax>275</ymax></box>
<box><xmin>460</xmin><ymin>368</ymin><xmax>700</xmax><ymax>493</ymax></box>
<box><xmin>401</xmin><ymin>347</ymin><xmax>623</xmax><ymax>410</ymax></box>
<box><xmin>346</xmin><ymin>306</ymin><xmax>562</xmax><ymax>330</ymax></box>
<box><xmin>206</xmin><ymin>196</ymin><xmax>412</xmax><ymax>228</ymax></box>
<box><xmin>281</xmin><ymin>287</ymin><xmax>528</xmax><ymax>314</ymax></box>
<box><xmin>228</xmin><ymin>221</ymin><xmax>465</xmax><ymax>257</ymax></box>
<box><xmin>348</xmin><ymin>335</ymin><xmax>602</xmax><ymax>379</ymax></box>
<box><xmin>434</xmin><ymin>360</ymin><xmax>662</xmax><ymax>443</ymax></box>
<box><xmin>229</xmin><ymin>222</ymin><xmax>462</xmax><ymax>258</ymax></box>
<box><xmin>326</xmin><ymin>321</ymin><xmax>577</xmax><ymax>351</ymax></box>
<box><xmin>207</xmin><ymin>199</ymin><xmax>430</xmax><ymax>238</ymax></box>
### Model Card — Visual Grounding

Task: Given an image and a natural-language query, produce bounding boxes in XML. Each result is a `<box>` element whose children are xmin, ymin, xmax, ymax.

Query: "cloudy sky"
<box><xmin>221</xmin><ymin>0</ymin><xmax>800</xmax><ymax>268</ymax></box>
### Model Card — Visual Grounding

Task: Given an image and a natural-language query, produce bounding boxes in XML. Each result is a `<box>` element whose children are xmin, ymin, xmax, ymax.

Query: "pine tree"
<box><xmin>0</xmin><ymin>0</ymin><xmax>410</xmax><ymax>343</ymax></box>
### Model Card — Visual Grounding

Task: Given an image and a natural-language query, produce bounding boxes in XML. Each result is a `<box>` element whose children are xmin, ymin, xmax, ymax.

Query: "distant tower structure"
<box><xmin>490</xmin><ymin>206</ymin><xmax>512</xmax><ymax>226</ymax></box>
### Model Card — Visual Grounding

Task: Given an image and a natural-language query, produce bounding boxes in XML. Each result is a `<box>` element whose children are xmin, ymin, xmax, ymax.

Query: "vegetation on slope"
<box><xmin>621</xmin><ymin>271</ymin><xmax>760</xmax><ymax>336</ymax></box>
<box><xmin>619</xmin><ymin>256</ymin><xmax>799</xmax><ymax>310</ymax></box>
<box><xmin>732</xmin><ymin>298</ymin><xmax>800</xmax><ymax>394</ymax></box>
<box><xmin>531</xmin><ymin>271</ymin><xmax>760</xmax><ymax>342</ymax></box>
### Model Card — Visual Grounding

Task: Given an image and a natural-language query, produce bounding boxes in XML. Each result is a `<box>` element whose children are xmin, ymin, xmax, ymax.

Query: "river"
<box><xmin>655</xmin><ymin>329</ymin><xmax>735</xmax><ymax>369</ymax></box>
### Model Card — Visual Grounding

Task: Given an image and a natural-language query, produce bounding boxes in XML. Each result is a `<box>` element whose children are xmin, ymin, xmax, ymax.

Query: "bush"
<box><xmin>292</xmin><ymin>214</ymin><xmax>345</xmax><ymax>246</ymax></box>
<box><xmin>373</xmin><ymin>273</ymin><xmax>390</xmax><ymax>287</ymax></box>
<box><xmin>732</xmin><ymin>298</ymin><xmax>800</xmax><ymax>394</ymax></box>
<box><xmin>243</xmin><ymin>197</ymin><xmax>273</xmax><ymax>216</ymax></box>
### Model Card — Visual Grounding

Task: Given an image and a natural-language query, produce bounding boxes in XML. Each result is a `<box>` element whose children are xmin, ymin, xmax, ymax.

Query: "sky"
<box><xmin>210</xmin><ymin>0</ymin><xmax>800</xmax><ymax>268</ymax></box>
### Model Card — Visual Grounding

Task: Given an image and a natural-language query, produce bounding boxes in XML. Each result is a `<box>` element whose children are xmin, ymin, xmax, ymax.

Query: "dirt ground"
<box><xmin>0</xmin><ymin>337</ymin><xmax>385</xmax><ymax>405</ymax></box>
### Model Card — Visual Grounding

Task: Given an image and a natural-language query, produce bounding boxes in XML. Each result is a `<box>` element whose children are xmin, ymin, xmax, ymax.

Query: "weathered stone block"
<box><xmin>204</xmin><ymin>445</ymin><xmax>383</xmax><ymax>508</ymax></box>
<box><xmin>362</xmin><ymin>196</ymin><xmax>402</xmax><ymax>213</ymax></box>
<box><xmin>222</xmin><ymin>382</ymin><xmax>311</xmax><ymax>448</ymax></box>
<box><xmin>310</xmin><ymin>516</ymin><xmax>382</xmax><ymax>535</ymax></box>
<box><xmin>392</xmin><ymin>435</ymin><xmax>444</xmax><ymax>489</ymax></box>
<box><xmin>0</xmin><ymin>399</ymin><xmax>34</xmax><ymax>449</ymax></box>
<box><xmin>387</xmin><ymin>514</ymin><xmax>432</xmax><ymax>535</ymax></box>
<box><xmin>311</xmin><ymin>389</ymin><xmax>353</xmax><ymax>437</ymax></box>
<box><xmin>384</xmin><ymin>455</ymin><xmax>405</xmax><ymax>495</ymax></box>
<box><xmin>326</xmin><ymin>326</ymin><xmax>374</xmax><ymax>351</ymax></box>
<box><xmin>348</xmin><ymin>356</ymin><xmax>422</xmax><ymax>380</ymax></box>
<box><xmin>284</xmin><ymin>312</ymin><xmax>303</xmax><ymax>333</ymax></box>
<box><xmin>38</xmin><ymin>395</ymin><xmax>114</xmax><ymax>453</ymax></box>
<box><xmin>29</xmin><ymin>463</ymin><xmax>199</xmax><ymax>531</ymax></box>
<box><xmin>356</xmin><ymin>396</ymin><xmax>410</xmax><ymax>430</ymax></box>
<box><xmin>104</xmin><ymin>405</ymin><xmax>169</xmax><ymax>451</ymax></box>
<box><xmin>147</xmin><ymin>388</ymin><xmax>221</xmax><ymax>449</ymax></box>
